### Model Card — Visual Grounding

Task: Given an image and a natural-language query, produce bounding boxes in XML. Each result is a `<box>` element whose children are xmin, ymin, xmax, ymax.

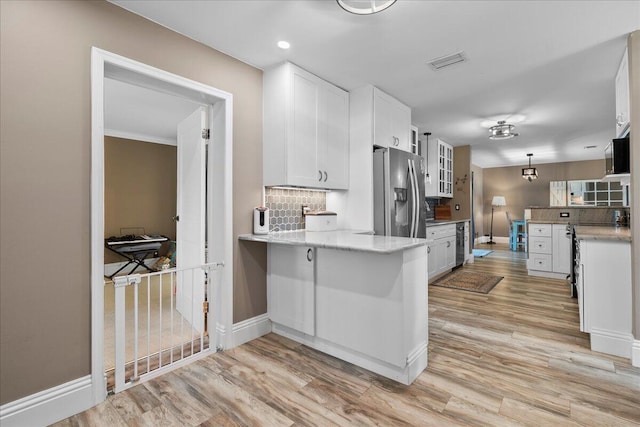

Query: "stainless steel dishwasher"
<box><xmin>455</xmin><ymin>222</ymin><xmax>465</xmax><ymax>267</ymax></box>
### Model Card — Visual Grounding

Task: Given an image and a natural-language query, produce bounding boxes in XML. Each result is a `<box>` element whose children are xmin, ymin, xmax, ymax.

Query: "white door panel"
<box><xmin>176</xmin><ymin>106</ymin><xmax>206</xmax><ymax>333</ymax></box>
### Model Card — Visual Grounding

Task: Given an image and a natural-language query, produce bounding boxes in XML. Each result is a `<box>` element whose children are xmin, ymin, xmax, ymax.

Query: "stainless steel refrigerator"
<box><xmin>373</xmin><ymin>147</ymin><xmax>426</xmax><ymax>238</ymax></box>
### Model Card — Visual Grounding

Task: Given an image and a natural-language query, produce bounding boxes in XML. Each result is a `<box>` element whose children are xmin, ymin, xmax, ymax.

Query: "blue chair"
<box><xmin>506</xmin><ymin>212</ymin><xmax>527</xmax><ymax>252</ymax></box>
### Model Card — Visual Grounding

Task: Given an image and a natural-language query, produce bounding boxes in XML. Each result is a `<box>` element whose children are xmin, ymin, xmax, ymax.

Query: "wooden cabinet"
<box><xmin>264</xmin><ymin>62</ymin><xmax>349</xmax><ymax>190</ymax></box>
<box><xmin>267</xmin><ymin>245</ymin><xmax>315</xmax><ymax>336</ymax></box>
<box><xmin>427</xmin><ymin>223</ymin><xmax>456</xmax><ymax>282</ymax></box>
<box><xmin>527</xmin><ymin>223</ymin><xmax>570</xmax><ymax>278</ymax></box>
<box><xmin>615</xmin><ymin>48</ymin><xmax>630</xmax><ymax>138</ymax></box>
<box><xmin>424</xmin><ymin>138</ymin><xmax>453</xmax><ymax>198</ymax></box>
<box><xmin>579</xmin><ymin>239</ymin><xmax>632</xmax><ymax>358</ymax></box>
<box><xmin>351</xmin><ymin>85</ymin><xmax>411</xmax><ymax>152</ymax></box>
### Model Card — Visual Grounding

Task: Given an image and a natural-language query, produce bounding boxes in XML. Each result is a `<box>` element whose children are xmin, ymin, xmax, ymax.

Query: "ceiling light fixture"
<box><xmin>277</xmin><ymin>41</ymin><xmax>290</xmax><ymax>50</ymax></box>
<box><xmin>489</xmin><ymin>120</ymin><xmax>519</xmax><ymax>140</ymax></box>
<box><xmin>336</xmin><ymin>0</ymin><xmax>396</xmax><ymax>15</ymax></box>
<box><xmin>522</xmin><ymin>153</ymin><xmax>538</xmax><ymax>182</ymax></box>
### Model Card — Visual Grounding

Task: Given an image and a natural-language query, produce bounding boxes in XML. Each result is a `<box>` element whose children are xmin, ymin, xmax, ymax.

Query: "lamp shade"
<box><xmin>492</xmin><ymin>196</ymin><xmax>506</xmax><ymax>207</ymax></box>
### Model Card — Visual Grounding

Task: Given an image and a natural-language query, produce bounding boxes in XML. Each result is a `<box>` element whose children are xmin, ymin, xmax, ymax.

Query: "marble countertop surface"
<box><xmin>574</xmin><ymin>225</ymin><xmax>631</xmax><ymax>242</ymax></box>
<box><xmin>239</xmin><ymin>230</ymin><xmax>427</xmax><ymax>254</ymax></box>
<box><xmin>426</xmin><ymin>219</ymin><xmax>470</xmax><ymax>227</ymax></box>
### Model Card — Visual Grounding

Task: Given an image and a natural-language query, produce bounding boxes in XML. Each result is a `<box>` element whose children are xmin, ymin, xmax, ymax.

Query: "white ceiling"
<box><xmin>109</xmin><ymin>0</ymin><xmax>639</xmax><ymax>168</ymax></box>
<box><xmin>104</xmin><ymin>77</ymin><xmax>205</xmax><ymax>145</ymax></box>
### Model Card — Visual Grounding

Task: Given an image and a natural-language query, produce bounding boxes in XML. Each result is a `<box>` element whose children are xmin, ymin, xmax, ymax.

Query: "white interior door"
<box><xmin>176</xmin><ymin>106</ymin><xmax>207</xmax><ymax>333</ymax></box>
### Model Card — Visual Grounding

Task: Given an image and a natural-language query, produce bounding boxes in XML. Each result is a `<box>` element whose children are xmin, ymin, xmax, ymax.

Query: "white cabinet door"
<box><xmin>445</xmin><ymin>237</ymin><xmax>456</xmax><ymax>269</ymax></box>
<box><xmin>552</xmin><ymin>224</ymin><xmax>571</xmax><ymax>274</ymax></box>
<box><xmin>289</xmin><ymin>68</ymin><xmax>322</xmax><ymax>188</ymax></box>
<box><xmin>424</xmin><ymin>139</ymin><xmax>453</xmax><ymax>198</ymax></box>
<box><xmin>321</xmin><ymin>84</ymin><xmax>349</xmax><ymax>189</ymax></box>
<box><xmin>392</xmin><ymin>100</ymin><xmax>411</xmax><ymax>152</ymax></box>
<box><xmin>268</xmin><ymin>245</ymin><xmax>315</xmax><ymax>336</ymax></box>
<box><xmin>615</xmin><ymin>48</ymin><xmax>630</xmax><ymax>138</ymax></box>
<box><xmin>264</xmin><ymin>62</ymin><xmax>349</xmax><ymax>190</ymax></box>
<box><xmin>373</xmin><ymin>88</ymin><xmax>394</xmax><ymax>149</ymax></box>
<box><xmin>373</xmin><ymin>87</ymin><xmax>411</xmax><ymax>151</ymax></box>
<box><xmin>427</xmin><ymin>243</ymin><xmax>438</xmax><ymax>279</ymax></box>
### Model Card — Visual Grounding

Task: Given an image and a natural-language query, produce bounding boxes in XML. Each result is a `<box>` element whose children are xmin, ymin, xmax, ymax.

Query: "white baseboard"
<box><xmin>0</xmin><ymin>375</ymin><xmax>94</xmax><ymax>427</ymax></box>
<box><xmin>232</xmin><ymin>313</ymin><xmax>271</xmax><ymax>347</ymax></box>
<box><xmin>632</xmin><ymin>339</ymin><xmax>640</xmax><ymax>367</ymax></box>
<box><xmin>590</xmin><ymin>328</ymin><xmax>634</xmax><ymax>359</ymax></box>
<box><xmin>104</xmin><ymin>258</ymin><xmax>159</xmax><ymax>278</ymax></box>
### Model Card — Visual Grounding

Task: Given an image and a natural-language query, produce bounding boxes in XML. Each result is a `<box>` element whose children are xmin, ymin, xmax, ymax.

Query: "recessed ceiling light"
<box><xmin>277</xmin><ymin>41</ymin><xmax>290</xmax><ymax>50</ymax></box>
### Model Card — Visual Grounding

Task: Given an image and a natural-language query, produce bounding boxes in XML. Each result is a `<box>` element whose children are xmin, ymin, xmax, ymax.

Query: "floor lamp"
<box><xmin>488</xmin><ymin>196</ymin><xmax>506</xmax><ymax>244</ymax></box>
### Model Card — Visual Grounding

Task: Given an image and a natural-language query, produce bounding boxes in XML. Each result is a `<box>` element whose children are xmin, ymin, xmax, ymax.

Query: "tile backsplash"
<box><xmin>265</xmin><ymin>188</ymin><xmax>326</xmax><ymax>231</ymax></box>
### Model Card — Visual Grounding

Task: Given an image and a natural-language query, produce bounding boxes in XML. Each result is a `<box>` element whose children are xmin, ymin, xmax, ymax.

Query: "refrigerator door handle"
<box><xmin>412</xmin><ymin>159</ymin><xmax>420</xmax><ymax>238</ymax></box>
<box><xmin>408</xmin><ymin>159</ymin><xmax>418</xmax><ymax>238</ymax></box>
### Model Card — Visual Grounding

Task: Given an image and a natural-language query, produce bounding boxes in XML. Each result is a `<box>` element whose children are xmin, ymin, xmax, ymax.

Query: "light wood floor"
<box><xmin>54</xmin><ymin>244</ymin><xmax>640</xmax><ymax>426</ymax></box>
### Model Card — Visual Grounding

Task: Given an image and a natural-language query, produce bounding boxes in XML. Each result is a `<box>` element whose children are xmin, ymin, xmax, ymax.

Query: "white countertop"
<box><xmin>574</xmin><ymin>225</ymin><xmax>631</xmax><ymax>242</ymax></box>
<box><xmin>238</xmin><ymin>230</ymin><xmax>427</xmax><ymax>254</ymax></box>
<box><xmin>426</xmin><ymin>219</ymin><xmax>469</xmax><ymax>227</ymax></box>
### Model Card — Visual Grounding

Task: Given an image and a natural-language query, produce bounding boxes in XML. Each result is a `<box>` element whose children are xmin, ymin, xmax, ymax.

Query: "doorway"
<box><xmin>91</xmin><ymin>48</ymin><xmax>233</xmax><ymax>402</ymax></box>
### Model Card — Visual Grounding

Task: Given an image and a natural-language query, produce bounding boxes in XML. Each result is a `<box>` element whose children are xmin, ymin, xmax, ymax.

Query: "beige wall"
<box><xmin>104</xmin><ymin>137</ymin><xmax>177</xmax><ymax>264</ymax></box>
<box><xmin>471</xmin><ymin>164</ymin><xmax>484</xmax><ymax>240</ymax></box>
<box><xmin>628</xmin><ymin>31</ymin><xmax>640</xmax><ymax>342</ymax></box>
<box><xmin>482</xmin><ymin>159</ymin><xmax>605</xmax><ymax>238</ymax></box>
<box><xmin>0</xmin><ymin>0</ymin><xmax>265</xmax><ymax>404</ymax></box>
<box><xmin>448</xmin><ymin>145</ymin><xmax>471</xmax><ymax>221</ymax></box>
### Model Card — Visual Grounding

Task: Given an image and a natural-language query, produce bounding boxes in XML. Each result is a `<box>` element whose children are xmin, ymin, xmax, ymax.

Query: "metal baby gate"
<box><xmin>110</xmin><ymin>262</ymin><xmax>222</xmax><ymax>393</ymax></box>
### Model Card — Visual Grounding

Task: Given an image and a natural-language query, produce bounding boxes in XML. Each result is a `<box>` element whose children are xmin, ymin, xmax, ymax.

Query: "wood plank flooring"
<box><xmin>53</xmin><ymin>244</ymin><xmax>640</xmax><ymax>426</ymax></box>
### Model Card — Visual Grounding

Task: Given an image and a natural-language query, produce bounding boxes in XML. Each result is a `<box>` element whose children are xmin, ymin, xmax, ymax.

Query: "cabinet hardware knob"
<box><xmin>318</xmin><ymin>170</ymin><xmax>322</xmax><ymax>181</ymax></box>
<box><xmin>306</xmin><ymin>248</ymin><xmax>313</xmax><ymax>262</ymax></box>
<box><xmin>323</xmin><ymin>171</ymin><xmax>328</xmax><ymax>182</ymax></box>
<box><xmin>427</xmin><ymin>246</ymin><xmax>431</xmax><ymax>254</ymax></box>
<box><xmin>447</xmin><ymin>241</ymin><xmax>451</xmax><ymax>248</ymax></box>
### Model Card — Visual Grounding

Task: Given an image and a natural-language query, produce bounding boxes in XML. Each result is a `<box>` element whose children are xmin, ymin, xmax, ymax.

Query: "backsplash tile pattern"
<box><xmin>529</xmin><ymin>207</ymin><xmax>630</xmax><ymax>225</ymax></box>
<box><xmin>265</xmin><ymin>188</ymin><xmax>326</xmax><ymax>231</ymax></box>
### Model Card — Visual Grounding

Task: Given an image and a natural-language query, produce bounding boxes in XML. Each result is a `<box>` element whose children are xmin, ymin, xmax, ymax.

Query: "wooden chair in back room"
<box><xmin>506</xmin><ymin>211</ymin><xmax>527</xmax><ymax>251</ymax></box>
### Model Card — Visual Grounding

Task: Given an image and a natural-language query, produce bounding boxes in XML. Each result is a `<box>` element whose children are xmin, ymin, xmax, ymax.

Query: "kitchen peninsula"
<box><xmin>239</xmin><ymin>230</ymin><xmax>428</xmax><ymax>385</ymax></box>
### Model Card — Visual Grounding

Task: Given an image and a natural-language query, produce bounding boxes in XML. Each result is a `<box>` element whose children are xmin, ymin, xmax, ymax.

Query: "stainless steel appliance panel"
<box><xmin>455</xmin><ymin>222</ymin><xmax>465</xmax><ymax>266</ymax></box>
<box><xmin>373</xmin><ymin>147</ymin><xmax>426</xmax><ymax>238</ymax></box>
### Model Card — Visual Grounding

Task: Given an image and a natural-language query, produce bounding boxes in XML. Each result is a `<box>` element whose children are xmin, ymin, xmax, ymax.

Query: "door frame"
<box><xmin>90</xmin><ymin>47</ymin><xmax>233</xmax><ymax>403</ymax></box>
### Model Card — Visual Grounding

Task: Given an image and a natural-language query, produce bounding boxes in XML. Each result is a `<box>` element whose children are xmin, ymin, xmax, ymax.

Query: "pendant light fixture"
<box><xmin>337</xmin><ymin>0</ymin><xmax>396</xmax><ymax>15</ymax></box>
<box><xmin>489</xmin><ymin>120</ymin><xmax>519</xmax><ymax>140</ymax></box>
<box><xmin>522</xmin><ymin>153</ymin><xmax>538</xmax><ymax>182</ymax></box>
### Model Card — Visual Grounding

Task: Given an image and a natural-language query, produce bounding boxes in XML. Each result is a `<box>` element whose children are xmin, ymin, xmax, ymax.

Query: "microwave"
<box><xmin>604</xmin><ymin>136</ymin><xmax>630</xmax><ymax>175</ymax></box>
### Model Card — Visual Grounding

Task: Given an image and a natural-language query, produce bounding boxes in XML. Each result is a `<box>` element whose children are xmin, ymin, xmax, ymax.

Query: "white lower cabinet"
<box><xmin>527</xmin><ymin>223</ymin><xmax>571</xmax><ymax>278</ymax></box>
<box><xmin>267</xmin><ymin>242</ymin><xmax>428</xmax><ymax>385</ymax></box>
<box><xmin>427</xmin><ymin>224</ymin><xmax>456</xmax><ymax>283</ymax></box>
<box><xmin>579</xmin><ymin>239</ymin><xmax>632</xmax><ymax>358</ymax></box>
<box><xmin>267</xmin><ymin>245</ymin><xmax>315</xmax><ymax>336</ymax></box>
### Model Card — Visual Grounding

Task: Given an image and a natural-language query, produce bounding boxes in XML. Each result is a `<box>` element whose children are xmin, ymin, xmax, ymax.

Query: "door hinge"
<box><xmin>202</xmin><ymin>301</ymin><xmax>209</xmax><ymax>313</ymax></box>
<box><xmin>202</xmin><ymin>128</ymin><xmax>210</xmax><ymax>140</ymax></box>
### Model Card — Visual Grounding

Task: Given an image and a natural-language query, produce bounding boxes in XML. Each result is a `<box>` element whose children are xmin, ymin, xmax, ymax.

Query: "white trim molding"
<box><xmin>232</xmin><ymin>313</ymin><xmax>272</xmax><ymax>347</ymax></box>
<box><xmin>103</xmin><ymin>257</ymin><xmax>158</xmax><ymax>278</ymax></box>
<box><xmin>632</xmin><ymin>339</ymin><xmax>640</xmax><ymax>367</ymax></box>
<box><xmin>0</xmin><ymin>376</ymin><xmax>93</xmax><ymax>427</ymax></box>
<box><xmin>590</xmin><ymin>328</ymin><xmax>634</xmax><ymax>359</ymax></box>
<box><xmin>91</xmin><ymin>47</ymin><xmax>234</xmax><ymax>405</ymax></box>
<box><xmin>476</xmin><ymin>236</ymin><xmax>509</xmax><ymax>245</ymax></box>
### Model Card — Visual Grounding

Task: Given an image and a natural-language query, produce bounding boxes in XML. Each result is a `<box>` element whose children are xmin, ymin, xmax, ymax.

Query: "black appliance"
<box><xmin>568</xmin><ymin>225</ymin><xmax>578</xmax><ymax>298</ymax></box>
<box><xmin>455</xmin><ymin>222</ymin><xmax>465</xmax><ymax>267</ymax></box>
<box><xmin>604</xmin><ymin>136</ymin><xmax>630</xmax><ymax>175</ymax></box>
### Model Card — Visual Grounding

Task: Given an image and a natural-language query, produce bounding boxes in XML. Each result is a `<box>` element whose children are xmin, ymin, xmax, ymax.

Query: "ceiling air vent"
<box><xmin>427</xmin><ymin>51</ymin><xmax>467</xmax><ymax>71</ymax></box>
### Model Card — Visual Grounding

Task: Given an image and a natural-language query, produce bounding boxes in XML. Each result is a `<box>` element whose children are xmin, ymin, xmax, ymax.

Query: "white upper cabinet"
<box><xmin>264</xmin><ymin>62</ymin><xmax>349</xmax><ymax>190</ymax></box>
<box><xmin>615</xmin><ymin>48</ymin><xmax>630</xmax><ymax>138</ymax></box>
<box><xmin>423</xmin><ymin>138</ymin><xmax>453</xmax><ymax>198</ymax></box>
<box><xmin>351</xmin><ymin>86</ymin><xmax>411</xmax><ymax>152</ymax></box>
